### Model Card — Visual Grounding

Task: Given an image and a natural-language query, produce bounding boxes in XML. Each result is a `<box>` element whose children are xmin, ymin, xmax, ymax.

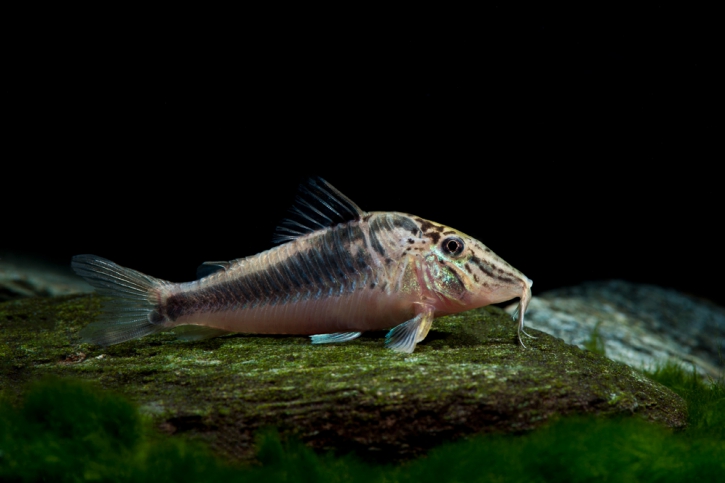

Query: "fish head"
<box><xmin>410</xmin><ymin>216</ymin><xmax>533</xmax><ymax>316</ymax></box>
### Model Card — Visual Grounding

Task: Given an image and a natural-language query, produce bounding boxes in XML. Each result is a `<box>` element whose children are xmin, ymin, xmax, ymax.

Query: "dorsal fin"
<box><xmin>273</xmin><ymin>177</ymin><xmax>366</xmax><ymax>244</ymax></box>
<box><xmin>196</xmin><ymin>261</ymin><xmax>231</xmax><ymax>279</ymax></box>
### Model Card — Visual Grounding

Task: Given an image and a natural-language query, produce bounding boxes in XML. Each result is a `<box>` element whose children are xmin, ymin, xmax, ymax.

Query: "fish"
<box><xmin>71</xmin><ymin>177</ymin><xmax>534</xmax><ymax>353</ymax></box>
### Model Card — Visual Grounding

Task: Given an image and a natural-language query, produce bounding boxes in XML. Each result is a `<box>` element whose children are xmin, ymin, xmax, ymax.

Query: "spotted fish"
<box><xmin>72</xmin><ymin>177</ymin><xmax>533</xmax><ymax>353</ymax></box>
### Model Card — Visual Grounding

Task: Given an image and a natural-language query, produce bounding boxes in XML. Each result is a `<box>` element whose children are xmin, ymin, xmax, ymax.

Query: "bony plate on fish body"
<box><xmin>72</xmin><ymin>177</ymin><xmax>533</xmax><ymax>353</ymax></box>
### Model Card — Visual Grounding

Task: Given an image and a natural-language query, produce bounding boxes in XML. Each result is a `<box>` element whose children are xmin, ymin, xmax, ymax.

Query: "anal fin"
<box><xmin>310</xmin><ymin>332</ymin><xmax>362</xmax><ymax>344</ymax></box>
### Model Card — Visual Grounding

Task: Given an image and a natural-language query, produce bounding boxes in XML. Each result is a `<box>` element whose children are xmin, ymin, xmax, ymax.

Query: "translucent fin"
<box><xmin>196</xmin><ymin>261</ymin><xmax>231</xmax><ymax>279</ymax></box>
<box><xmin>310</xmin><ymin>332</ymin><xmax>362</xmax><ymax>344</ymax></box>
<box><xmin>416</xmin><ymin>311</ymin><xmax>434</xmax><ymax>343</ymax></box>
<box><xmin>385</xmin><ymin>315</ymin><xmax>424</xmax><ymax>353</ymax></box>
<box><xmin>71</xmin><ymin>255</ymin><xmax>169</xmax><ymax>346</ymax></box>
<box><xmin>385</xmin><ymin>306</ymin><xmax>435</xmax><ymax>353</ymax></box>
<box><xmin>273</xmin><ymin>177</ymin><xmax>367</xmax><ymax>244</ymax></box>
<box><xmin>173</xmin><ymin>325</ymin><xmax>233</xmax><ymax>341</ymax></box>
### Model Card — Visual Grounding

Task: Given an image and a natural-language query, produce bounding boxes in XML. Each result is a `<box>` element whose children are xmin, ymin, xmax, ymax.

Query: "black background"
<box><xmin>4</xmin><ymin>6</ymin><xmax>721</xmax><ymax>306</ymax></box>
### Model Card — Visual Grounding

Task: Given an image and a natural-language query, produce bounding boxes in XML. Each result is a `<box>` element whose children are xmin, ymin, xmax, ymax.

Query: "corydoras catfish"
<box><xmin>72</xmin><ymin>177</ymin><xmax>534</xmax><ymax>353</ymax></box>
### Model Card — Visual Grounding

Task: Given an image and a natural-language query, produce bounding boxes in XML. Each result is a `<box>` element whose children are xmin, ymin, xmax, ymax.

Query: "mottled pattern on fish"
<box><xmin>72</xmin><ymin>177</ymin><xmax>533</xmax><ymax>353</ymax></box>
<box><xmin>166</xmin><ymin>219</ymin><xmax>379</xmax><ymax>318</ymax></box>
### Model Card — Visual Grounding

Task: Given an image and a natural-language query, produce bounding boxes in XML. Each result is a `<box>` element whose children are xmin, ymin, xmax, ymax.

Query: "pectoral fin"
<box><xmin>310</xmin><ymin>332</ymin><xmax>362</xmax><ymax>344</ymax></box>
<box><xmin>385</xmin><ymin>306</ymin><xmax>435</xmax><ymax>353</ymax></box>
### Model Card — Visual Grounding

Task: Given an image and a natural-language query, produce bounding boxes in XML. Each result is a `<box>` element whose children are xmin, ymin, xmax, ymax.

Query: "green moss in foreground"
<box><xmin>647</xmin><ymin>361</ymin><xmax>725</xmax><ymax>440</ymax></box>
<box><xmin>2</xmin><ymin>365</ymin><xmax>724</xmax><ymax>482</ymax></box>
<box><xmin>0</xmin><ymin>378</ymin><xmax>232</xmax><ymax>482</ymax></box>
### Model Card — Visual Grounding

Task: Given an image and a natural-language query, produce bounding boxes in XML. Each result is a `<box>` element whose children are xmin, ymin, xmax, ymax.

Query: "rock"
<box><xmin>0</xmin><ymin>294</ymin><xmax>686</xmax><ymax>463</ymax></box>
<box><xmin>0</xmin><ymin>254</ymin><xmax>91</xmax><ymax>301</ymax></box>
<box><xmin>518</xmin><ymin>280</ymin><xmax>725</xmax><ymax>380</ymax></box>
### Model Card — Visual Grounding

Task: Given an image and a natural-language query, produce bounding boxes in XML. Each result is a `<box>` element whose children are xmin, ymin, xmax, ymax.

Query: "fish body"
<box><xmin>73</xmin><ymin>178</ymin><xmax>533</xmax><ymax>353</ymax></box>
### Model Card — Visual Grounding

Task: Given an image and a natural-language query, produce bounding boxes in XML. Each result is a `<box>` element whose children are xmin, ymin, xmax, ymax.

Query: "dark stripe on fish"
<box><xmin>243</xmin><ymin>270</ymin><xmax>265</xmax><ymax>302</ymax></box>
<box><xmin>258</xmin><ymin>262</ymin><xmax>283</xmax><ymax>304</ymax></box>
<box><xmin>164</xmin><ymin>295</ymin><xmax>187</xmax><ymax>321</ymax></box>
<box><xmin>148</xmin><ymin>309</ymin><xmax>164</xmax><ymax>324</ymax></box>
<box><xmin>291</xmin><ymin>251</ymin><xmax>313</xmax><ymax>287</ymax></box>
<box><xmin>322</xmin><ymin>229</ymin><xmax>350</xmax><ymax>291</ymax></box>
<box><xmin>278</xmin><ymin>256</ymin><xmax>302</xmax><ymax>291</ymax></box>
<box><xmin>446</xmin><ymin>265</ymin><xmax>466</xmax><ymax>292</ymax></box>
<box><xmin>392</xmin><ymin>215</ymin><xmax>422</xmax><ymax>236</ymax></box>
<box><xmin>335</xmin><ymin>225</ymin><xmax>358</xmax><ymax>277</ymax></box>
<box><xmin>307</xmin><ymin>241</ymin><xmax>336</xmax><ymax>287</ymax></box>
<box><xmin>470</xmin><ymin>256</ymin><xmax>518</xmax><ymax>285</ymax></box>
<box><xmin>368</xmin><ymin>217</ymin><xmax>387</xmax><ymax>257</ymax></box>
<box><xmin>317</xmin><ymin>232</ymin><xmax>342</xmax><ymax>287</ymax></box>
<box><xmin>346</xmin><ymin>225</ymin><xmax>366</xmax><ymax>273</ymax></box>
<box><xmin>164</xmin><ymin>221</ymin><xmax>378</xmax><ymax>317</ymax></box>
<box><xmin>355</xmin><ymin>247</ymin><xmax>372</xmax><ymax>277</ymax></box>
<box><xmin>349</xmin><ymin>224</ymin><xmax>365</xmax><ymax>244</ymax></box>
<box><xmin>414</xmin><ymin>217</ymin><xmax>442</xmax><ymax>243</ymax></box>
<box><xmin>298</xmin><ymin>249</ymin><xmax>326</xmax><ymax>295</ymax></box>
<box><xmin>470</xmin><ymin>255</ymin><xmax>494</xmax><ymax>277</ymax></box>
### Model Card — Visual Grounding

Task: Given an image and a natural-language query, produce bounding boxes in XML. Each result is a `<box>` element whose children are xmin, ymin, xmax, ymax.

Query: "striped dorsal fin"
<box><xmin>272</xmin><ymin>177</ymin><xmax>367</xmax><ymax>244</ymax></box>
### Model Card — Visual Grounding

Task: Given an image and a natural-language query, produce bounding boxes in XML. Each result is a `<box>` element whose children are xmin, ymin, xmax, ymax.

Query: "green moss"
<box><xmin>583</xmin><ymin>321</ymin><xmax>607</xmax><ymax>356</ymax></box>
<box><xmin>1</xmin><ymin>295</ymin><xmax>687</xmax><ymax>463</ymax></box>
<box><xmin>404</xmin><ymin>414</ymin><xmax>725</xmax><ymax>483</ymax></box>
<box><xmin>648</xmin><ymin>361</ymin><xmax>725</xmax><ymax>439</ymax></box>
<box><xmin>1</xmin><ymin>371</ymin><xmax>723</xmax><ymax>482</ymax></box>
<box><xmin>0</xmin><ymin>377</ymin><xmax>235</xmax><ymax>482</ymax></box>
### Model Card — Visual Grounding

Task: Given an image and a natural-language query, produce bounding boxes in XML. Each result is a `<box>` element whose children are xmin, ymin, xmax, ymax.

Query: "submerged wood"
<box><xmin>0</xmin><ymin>294</ymin><xmax>687</xmax><ymax>463</ymax></box>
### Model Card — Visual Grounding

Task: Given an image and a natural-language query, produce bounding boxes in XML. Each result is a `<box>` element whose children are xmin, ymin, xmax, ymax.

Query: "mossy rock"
<box><xmin>0</xmin><ymin>294</ymin><xmax>686</xmax><ymax>462</ymax></box>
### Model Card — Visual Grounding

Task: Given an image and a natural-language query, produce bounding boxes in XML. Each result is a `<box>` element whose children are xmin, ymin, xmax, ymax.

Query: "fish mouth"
<box><xmin>525</xmin><ymin>278</ymin><xmax>533</xmax><ymax>288</ymax></box>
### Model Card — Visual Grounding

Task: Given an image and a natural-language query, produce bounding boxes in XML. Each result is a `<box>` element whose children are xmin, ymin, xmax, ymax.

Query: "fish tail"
<box><xmin>71</xmin><ymin>254</ymin><xmax>172</xmax><ymax>346</ymax></box>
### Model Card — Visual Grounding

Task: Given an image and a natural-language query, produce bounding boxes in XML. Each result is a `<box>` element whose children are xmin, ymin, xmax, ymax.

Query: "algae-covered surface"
<box><xmin>0</xmin><ymin>294</ymin><xmax>686</xmax><ymax>463</ymax></box>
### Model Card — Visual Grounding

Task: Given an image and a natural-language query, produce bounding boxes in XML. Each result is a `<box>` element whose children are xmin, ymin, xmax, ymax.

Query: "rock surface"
<box><xmin>517</xmin><ymin>281</ymin><xmax>725</xmax><ymax>380</ymax></box>
<box><xmin>0</xmin><ymin>294</ymin><xmax>686</xmax><ymax>463</ymax></box>
<box><xmin>0</xmin><ymin>254</ymin><xmax>91</xmax><ymax>301</ymax></box>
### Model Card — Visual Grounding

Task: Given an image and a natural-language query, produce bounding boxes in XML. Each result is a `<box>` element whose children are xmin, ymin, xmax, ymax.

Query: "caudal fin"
<box><xmin>71</xmin><ymin>255</ymin><xmax>170</xmax><ymax>346</ymax></box>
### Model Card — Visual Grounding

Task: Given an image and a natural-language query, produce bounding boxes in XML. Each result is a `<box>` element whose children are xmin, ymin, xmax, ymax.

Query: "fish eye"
<box><xmin>441</xmin><ymin>237</ymin><xmax>465</xmax><ymax>256</ymax></box>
